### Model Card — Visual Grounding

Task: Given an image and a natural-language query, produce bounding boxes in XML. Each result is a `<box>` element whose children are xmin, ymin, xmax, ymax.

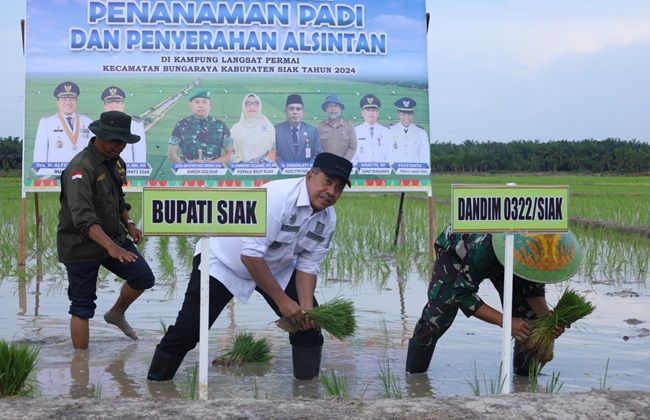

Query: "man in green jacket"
<box><xmin>57</xmin><ymin>111</ymin><xmax>155</xmax><ymax>350</ymax></box>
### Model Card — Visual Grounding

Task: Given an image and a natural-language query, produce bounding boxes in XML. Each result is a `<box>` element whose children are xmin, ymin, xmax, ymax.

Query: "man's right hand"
<box><xmin>511</xmin><ymin>317</ymin><xmax>531</xmax><ymax>342</ymax></box>
<box><xmin>278</xmin><ymin>297</ymin><xmax>304</xmax><ymax>325</ymax></box>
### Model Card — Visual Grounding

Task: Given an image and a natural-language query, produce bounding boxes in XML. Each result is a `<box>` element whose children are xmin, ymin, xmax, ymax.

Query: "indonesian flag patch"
<box><xmin>71</xmin><ymin>170</ymin><xmax>83</xmax><ymax>180</ymax></box>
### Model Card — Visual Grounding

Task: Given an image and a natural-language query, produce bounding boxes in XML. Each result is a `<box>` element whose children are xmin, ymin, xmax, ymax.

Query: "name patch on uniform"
<box><xmin>306</xmin><ymin>231</ymin><xmax>325</xmax><ymax>242</ymax></box>
<box><xmin>97</xmin><ymin>173</ymin><xmax>107</xmax><ymax>182</ymax></box>
<box><xmin>281</xmin><ymin>224</ymin><xmax>300</xmax><ymax>232</ymax></box>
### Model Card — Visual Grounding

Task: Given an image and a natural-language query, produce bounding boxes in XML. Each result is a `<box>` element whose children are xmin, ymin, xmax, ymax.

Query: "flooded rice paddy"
<box><xmin>1</xmin><ymin>177</ymin><xmax>650</xmax><ymax>399</ymax></box>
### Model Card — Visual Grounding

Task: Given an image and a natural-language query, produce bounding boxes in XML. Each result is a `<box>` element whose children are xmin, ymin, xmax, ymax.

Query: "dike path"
<box><xmin>0</xmin><ymin>391</ymin><xmax>648</xmax><ymax>419</ymax></box>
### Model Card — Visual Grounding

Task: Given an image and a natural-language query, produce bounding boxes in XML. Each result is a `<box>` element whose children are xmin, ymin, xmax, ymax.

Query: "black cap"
<box><xmin>101</xmin><ymin>86</ymin><xmax>126</xmax><ymax>102</ymax></box>
<box><xmin>286</xmin><ymin>94</ymin><xmax>303</xmax><ymax>107</ymax></box>
<box><xmin>394</xmin><ymin>97</ymin><xmax>417</xmax><ymax>112</ymax></box>
<box><xmin>360</xmin><ymin>94</ymin><xmax>381</xmax><ymax>109</ymax></box>
<box><xmin>89</xmin><ymin>111</ymin><xmax>141</xmax><ymax>144</ymax></box>
<box><xmin>53</xmin><ymin>81</ymin><xmax>80</xmax><ymax>99</ymax></box>
<box><xmin>312</xmin><ymin>152</ymin><xmax>352</xmax><ymax>187</ymax></box>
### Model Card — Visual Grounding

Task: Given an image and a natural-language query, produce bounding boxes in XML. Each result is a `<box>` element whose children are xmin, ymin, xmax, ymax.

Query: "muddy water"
<box><xmin>1</xmin><ymin>252</ymin><xmax>649</xmax><ymax>399</ymax></box>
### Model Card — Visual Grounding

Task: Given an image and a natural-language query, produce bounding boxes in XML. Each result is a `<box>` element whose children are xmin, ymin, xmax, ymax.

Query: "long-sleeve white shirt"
<box><xmin>194</xmin><ymin>177</ymin><xmax>337</xmax><ymax>302</ymax></box>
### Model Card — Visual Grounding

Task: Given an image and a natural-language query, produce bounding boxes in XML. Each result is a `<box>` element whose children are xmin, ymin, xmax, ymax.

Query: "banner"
<box><xmin>23</xmin><ymin>0</ymin><xmax>430</xmax><ymax>193</ymax></box>
<box><xmin>451</xmin><ymin>185</ymin><xmax>569</xmax><ymax>233</ymax></box>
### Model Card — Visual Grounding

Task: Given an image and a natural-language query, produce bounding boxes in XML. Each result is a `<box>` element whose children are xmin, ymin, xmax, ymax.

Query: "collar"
<box><xmin>296</xmin><ymin>178</ymin><xmax>312</xmax><ymax>209</ymax></box>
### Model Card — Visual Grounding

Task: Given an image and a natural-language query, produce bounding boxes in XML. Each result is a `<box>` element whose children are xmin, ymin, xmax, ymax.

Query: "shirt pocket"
<box><xmin>269</xmin><ymin>229</ymin><xmax>296</xmax><ymax>250</ymax></box>
<box><xmin>297</xmin><ymin>230</ymin><xmax>325</xmax><ymax>253</ymax></box>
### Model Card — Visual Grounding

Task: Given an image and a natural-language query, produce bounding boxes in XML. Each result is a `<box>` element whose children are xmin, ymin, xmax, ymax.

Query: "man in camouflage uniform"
<box><xmin>167</xmin><ymin>89</ymin><xmax>233</xmax><ymax>164</ymax></box>
<box><xmin>406</xmin><ymin>226</ymin><xmax>570</xmax><ymax>376</ymax></box>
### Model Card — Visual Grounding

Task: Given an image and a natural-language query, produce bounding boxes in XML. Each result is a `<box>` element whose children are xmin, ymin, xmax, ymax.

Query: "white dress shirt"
<box><xmin>194</xmin><ymin>177</ymin><xmax>337</xmax><ymax>302</ymax></box>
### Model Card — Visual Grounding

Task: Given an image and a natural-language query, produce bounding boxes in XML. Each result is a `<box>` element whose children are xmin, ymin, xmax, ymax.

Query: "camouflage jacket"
<box><xmin>170</xmin><ymin>115</ymin><xmax>232</xmax><ymax>161</ymax></box>
<box><xmin>434</xmin><ymin>225</ymin><xmax>545</xmax><ymax>317</ymax></box>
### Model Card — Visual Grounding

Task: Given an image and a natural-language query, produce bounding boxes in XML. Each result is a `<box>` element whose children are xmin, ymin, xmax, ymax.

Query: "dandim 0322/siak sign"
<box><xmin>451</xmin><ymin>184</ymin><xmax>569</xmax><ymax>233</ymax></box>
<box><xmin>142</xmin><ymin>187</ymin><xmax>267</xmax><ymax>236</ymax></box>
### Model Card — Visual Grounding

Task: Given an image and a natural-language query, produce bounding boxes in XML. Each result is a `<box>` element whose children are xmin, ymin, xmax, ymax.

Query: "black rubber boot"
<box><xmin>147</xmin><ymin>348</ymin><xmax>184</xmax><ymax>381</ymax></box>
<box><xmin>292</xmin><ymin>345</ymin><xmax>322</xmax><ymax>380</ymax></box>
<box><xmin>405</xmin><ymin>338</ymin><xmax>435</xmax><ymax>373</ymax></box>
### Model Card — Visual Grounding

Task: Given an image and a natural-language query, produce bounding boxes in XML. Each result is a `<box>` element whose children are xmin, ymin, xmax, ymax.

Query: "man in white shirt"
<box><xmin>389</xmin><ymin>97</ymin><xmax>430</xmax><ymax>165</ymax></box>
<box><xmin>148</xmin><ymin>152</ymin><xmax>353</xmax><ymax>382</ymax></box>
<box><xmin>101</xmin><ymin>86</ymin><xmax>148</xmax><ymax>164</ymax></box>
<box><xmin>353</xmin><ymin>94</ymin><xmax>391</xmax><ymax>164</ymax></box>
<box><xmin>33</xmin><ymin>81</ymin><xmax>93</xmax><ymax>164</ymax></box>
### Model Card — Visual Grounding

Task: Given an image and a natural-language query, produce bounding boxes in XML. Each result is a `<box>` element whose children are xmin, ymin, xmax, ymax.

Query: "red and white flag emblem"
<box><xmin>71</xmin><ymin>170</ymin><xmax>83</xmax><ymax>180</ymax></box>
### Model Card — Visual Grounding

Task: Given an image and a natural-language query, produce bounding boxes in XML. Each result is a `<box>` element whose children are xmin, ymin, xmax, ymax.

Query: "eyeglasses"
<box><xmin>245</xmin><ymin>101</ymin><xmax>260</xmax><ymax>106</ymax></box>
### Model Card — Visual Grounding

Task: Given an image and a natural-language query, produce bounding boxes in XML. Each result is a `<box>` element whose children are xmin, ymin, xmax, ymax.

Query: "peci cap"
<box><xmin>359</xmin><ymin>94</ymin><xmax>381</xmax><ymax>109</ymax></box>
<box><xmin>285</xmin><ymin>93</ymin><xmax>303</xmax><ymax>107</ymax></box>
<box><xmin>101</xmin><ymin>86</ymin><xmax>126</xmax><ymax>102</ymax></box>
<box><xmin>321</xmin><ymin>94</ymin><xmax>345</xmax><ymax>111</ymax></box>
<box><xmin>189</xmin><ymin>89</ymin><xmax>211</xmax><ymax>101</ymax></box>
<box><xmin>491</xmin><ymin>231</ymin><xmax>584</xmax><ymax>284</ymax></box>
<box><xmin>394</xmin><ymin>97</ymin><xmax>417</xmax><ymax>113</ymax></box>
<box><xmin>312</xmin><ymin>152</ymin><xmax>352</xmax><ymax>187</ymax></box>
<box><xmin>89</xmin><ymin>111</ymin><xmax>141</xmax><ymax>144</ymax></box>
<box><xmin>53</xmin><ymin>81</ymin><xmax>80</xmax><ymax>99</ymax></box>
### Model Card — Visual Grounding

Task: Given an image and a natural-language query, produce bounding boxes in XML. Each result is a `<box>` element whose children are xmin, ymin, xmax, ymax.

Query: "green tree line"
<box><xmin>430</xmin><ymin>139</ymin><xmax>650</xmax><ymax>173</ymax></box>
<box><xmin>0</xmin><ymin>137</ymin><xmax>22</xmax><ymax>171</ymax></box>
<box><xmin>2</xmin><ymin>136</ymin><xmax>650</xmax><ymax>173</ymax></box>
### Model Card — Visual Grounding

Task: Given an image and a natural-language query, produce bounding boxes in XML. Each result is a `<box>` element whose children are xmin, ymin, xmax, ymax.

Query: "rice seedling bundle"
<box><xmin>0</xmin><ymin>340</ymin><xmax>40</xmax><ymax>397</ymax></box>
<box><xmin>212</xmin><ymin>332</ymin><xmax>273</xmax><ymax>367</ymax></box>
<box><xmin>275</xmin><ymin>298</ymin><xmax>357</xmax><ymax>340</ymax></box>
<box><xmin>521</xmin><ymin>288</ymin><xmax>595</xmax><ymax>365</ymax></box>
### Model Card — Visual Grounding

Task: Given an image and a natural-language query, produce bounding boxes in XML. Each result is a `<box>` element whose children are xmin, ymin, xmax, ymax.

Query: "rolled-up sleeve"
<box><xmin>240</xmin><ymin>186</ymin><xmax>284</xmax><ymax>258</ymax></box>
<box><xmin>295</xmin><ymin>218</ymin><xmax>336</xmax><ymax>275</ymax></box>
<box><xmin>452</xmin><ymin>272</ymin><xmax>484</xmax><ymax>318</ymax></box>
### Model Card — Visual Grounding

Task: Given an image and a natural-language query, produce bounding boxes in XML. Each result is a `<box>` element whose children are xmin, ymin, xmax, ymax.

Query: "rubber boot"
<box><xmin>147</xmin><ymin>348</ymin><xmax>184</xmax><ymax>381</ymax></box>
<box><xmin>513</xmin><ymin>341</ymin><xmax>532</xmax><ymax>376</ymax></box>
<box><xmin>292</xmin><ymin>345</ymin><xmax>322</xmax><ymax>380</ymax></box>
<box><xmin>405</xmin><ymin>338</ymin><xmax>435</xmax><ymax>373</ymax></box>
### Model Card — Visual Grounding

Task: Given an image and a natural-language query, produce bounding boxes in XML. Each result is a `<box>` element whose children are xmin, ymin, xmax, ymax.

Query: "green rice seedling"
<box><xmin>251</xmin><ymin>377</ymin><xmax>260</xmax><ymax>399</ymax></box>
<box><xmin>159</xmin><ymin>318</ymin><xmax>168</xmax><ymax>335</ymax></box>
<box><xmin>93</xmin><ymin>382</ymin><xmax>103</xmax><ymax>399</ymax></box>
<box><xmin>597</xmin><ymin>358</ymin><xmax>611</xmax><ymax>391</ymax></box>
<box><xmin>378</xmin><ymin>358</ymin><xmax>402</xmax><ymax>399</ymax></box>
<box><xmin>0</xmin><ymin>340</ymin><xmax>40</xmax><ymax>397</ymax></box>
<box><xmin>521</xmin><ymin>288</ymin><xmax>595</xmax><ymax>366</ymax></box>
<box><xmin>275</xmin><ymin>298</ymin><xmax>357</xmax><ymax>340</ymax></box>
<box><xmin>212</xmin><ymin>331</ymin><xmax>273</xmax><ymax>367</ymax></box>
<box><xmin>180</xmin><ymin>363</ymin><xmax>199</xmax><ymax>400</ymax></box>
<box><xmin>379</xmin><ymin>315</ymin><xmax>391</xmax><ymax>348</ymax></box>
<box><xmin>464</xmin><ymin>361</ymin><xmax>505</xmax><ymax>396</ymax></box>
<box><xmin>465</xmin><ymin>361</ymin><xmax>482</xmax><ymax>396</ymax></box>
<box><xmin>544</xmin><ymin>371</ymin><xmax>563</xmax><ymax>394</ymax></box>
<box><xmin>319</xmin><ymin>369</ymin><xmax>349</xmax><ymax>399</ymax></box>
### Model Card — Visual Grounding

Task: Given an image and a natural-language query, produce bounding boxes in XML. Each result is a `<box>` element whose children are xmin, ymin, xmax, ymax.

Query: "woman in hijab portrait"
<box><xmin>231</xmin><ymin>93</ymin><xmax>276</xmax><ymax>163</ymax></box>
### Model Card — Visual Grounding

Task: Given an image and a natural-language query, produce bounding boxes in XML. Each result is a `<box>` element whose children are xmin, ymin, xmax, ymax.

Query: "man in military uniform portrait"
<box><xmin>275</xmin><ymin>94</ymin><xmax>322</xmax><ymax>166</ymax></box>
<box><xmin>389</xmin><ymin>97</ymin><xmax>430</xmax><ymax>165</ymax></box>
<box><xmin>317</xmin><ymin>94</ymin><xmax>357</xmax><ymax>161</ymax></box>
<box><xmin>33</xmin><ymin>81</ymin><xmax>93</xmax><ymax>163</ymax></box>
<box><xmin>167</xmin><ymin>89</ymin><xmax>233</xmax><ymax>164</ymax></box>
<box><xmin>353</xmin><ymin>94</ymin><xmax>391</xmax><ymax>164</ymax></box>
<box><xmin>101</xmin><ymin>86</ymin><xmax>147</xmax><ymax>164</ymax></box>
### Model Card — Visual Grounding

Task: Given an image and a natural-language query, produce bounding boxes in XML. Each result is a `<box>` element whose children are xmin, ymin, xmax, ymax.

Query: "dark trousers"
<box><xmin>65</xmin><ymin>239</ymin><xmax>155</xmax><ymax>319</ymax></box>
<box><xmin>157</xmin><ymin>255</ymin><xmax>323</xmax><ymax>358</ymax></box>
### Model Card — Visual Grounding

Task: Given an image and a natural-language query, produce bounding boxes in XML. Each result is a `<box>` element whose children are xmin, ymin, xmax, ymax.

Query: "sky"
<box><xmin>2</xmin><ymin>0</ymin><xmax>649</xmax><ymax>143</ymax></box>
